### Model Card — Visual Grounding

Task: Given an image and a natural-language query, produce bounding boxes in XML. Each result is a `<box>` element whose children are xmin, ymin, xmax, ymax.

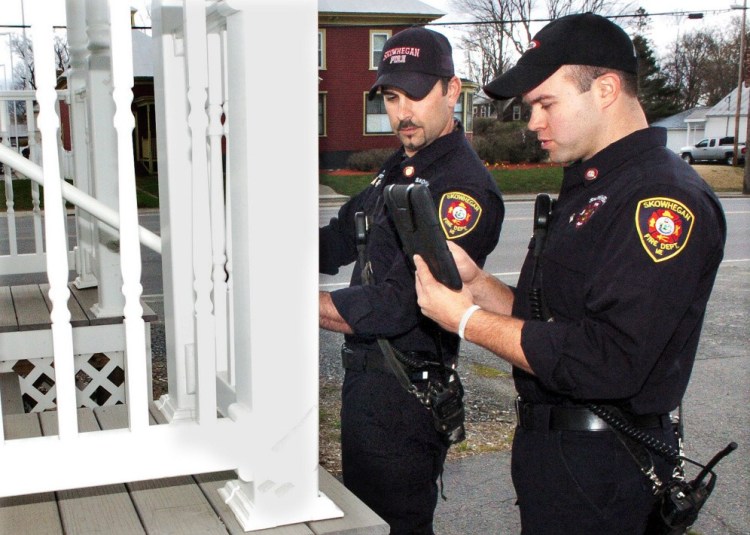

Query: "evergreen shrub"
<box><xmin>471</xmin><ymin>118</ymin><xmax>545</xmax><ymax>164</ymax></box>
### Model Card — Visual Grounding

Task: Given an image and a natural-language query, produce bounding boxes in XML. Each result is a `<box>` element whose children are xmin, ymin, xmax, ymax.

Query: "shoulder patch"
<box><xmin>439</xmin><ymin>191</ymin><xmax>482</xmax><ymax>240</ymax></box>
<box><xmin>635</xmin><ymin>197</ymin><xmax>694</xmax><ymax>263</ymax></box>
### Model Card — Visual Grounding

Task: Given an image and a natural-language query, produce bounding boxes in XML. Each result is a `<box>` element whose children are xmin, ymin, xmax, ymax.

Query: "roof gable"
<box><xmin>650</xmin><ymin>106</ymin><xmax>708</xmax><ymax>129</ymax></box>
<box><xmin>707</xmin><ymin>86</ymin><xmax>749</xmax><ymax>118</ymax></box>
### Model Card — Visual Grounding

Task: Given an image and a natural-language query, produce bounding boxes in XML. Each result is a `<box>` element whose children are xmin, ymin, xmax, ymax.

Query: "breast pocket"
<box><xmin>540</xmin><ymin>229</ymin><xmax>594</xmax><ymax>321</ymax></box>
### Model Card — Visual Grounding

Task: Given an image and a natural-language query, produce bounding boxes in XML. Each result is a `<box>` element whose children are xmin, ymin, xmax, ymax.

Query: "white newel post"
<box><xmin>84</xmin><ymin>0</ymin><xmax>124</xmax><ymax>318</ymax></box>
<box><xmin>151</xmin><ymin>0</ymin><xmax>199</xmax><ymax>420</ymax></box>
<box><xmin>216</xmin><ymin>0</ymin><xmax>343</xmax><ymax>530</ymax></box>
<box><xmin>66</xmin><ymin>0</ymin><xmax>98</xmax><ymax>289</ymax></box>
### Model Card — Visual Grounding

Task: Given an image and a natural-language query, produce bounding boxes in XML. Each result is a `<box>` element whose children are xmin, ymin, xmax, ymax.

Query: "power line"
<box><xmin>427</xmin><ymin>9</ymin><xmax>740</xmax><ymax>27</ymax></box>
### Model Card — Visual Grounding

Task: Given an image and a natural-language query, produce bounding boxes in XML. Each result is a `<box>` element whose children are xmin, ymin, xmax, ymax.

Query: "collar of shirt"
<box><xmin>393</xmin><ymin>120</ymin><xmax>465</xmax><ymax>182</ymax></box>
<box><xmin>561</xmin><ymin>127</ymin><xmax>667</xmax><ymax>194</ymax></box>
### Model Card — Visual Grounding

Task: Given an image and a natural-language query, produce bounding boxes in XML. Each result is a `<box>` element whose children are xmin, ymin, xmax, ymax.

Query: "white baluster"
<box><xmin>108</xmin><ymin>0</ymin><xmax>148</xmax><ymax>430</ymax></box>
<box><xmin>30</xmin><ymin>0</ymin><xmax>77</xmax><ymax>438</ymax></box>
<box><xmin>207</xmin><ymin>30</ymin><xmax>229</xmax><ymax>380</ymax></box>
<box><xmin>184</xmin><ymin>0</ymin><xmax>217</xmax><ymax>425</ymax></box>
<box><xmin>1</xmin><ymin>102</ymin><xmax>17</xmax><ymax>256</ymax></box>
<box><xmin>222</xmin><ymin>26</ymin><xmax>235</xmax><ymax>388</ymax></box>
<box><xmin>151</xmin><ymin>0</ymin><xmax>197</xmax><ymax>421</ymax></box>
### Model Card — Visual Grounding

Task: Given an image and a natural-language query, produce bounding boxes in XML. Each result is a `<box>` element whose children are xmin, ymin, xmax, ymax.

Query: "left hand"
<box><xmin>414</xmin><ymin>254</ymin><xmax>475</xmax><ymax>333</ymax></box>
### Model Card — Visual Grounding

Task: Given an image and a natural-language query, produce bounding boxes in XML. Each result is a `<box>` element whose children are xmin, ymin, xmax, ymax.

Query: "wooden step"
<box><xmin>0</xmin><ymin>283</ymin><xmax>157</xmax><ymax>333</ymax></box>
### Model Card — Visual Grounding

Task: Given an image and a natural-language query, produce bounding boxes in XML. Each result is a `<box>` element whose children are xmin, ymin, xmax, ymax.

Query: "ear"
<box><xmin>447</xmin><ymin>75</ymin><xmax>462</xmax><ymax>105</ymax></box>
<box><xmin>593</xmin><ymin>72</ymin><xmax>620</xmax><ymax>109</ymax></box>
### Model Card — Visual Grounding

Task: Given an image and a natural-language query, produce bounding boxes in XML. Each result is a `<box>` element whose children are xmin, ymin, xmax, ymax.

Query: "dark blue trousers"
<box><xmin>341</xmin><ymin>369</ymin><xmax>448</xmax><ymax>535</ymax></box>
<box><xmin>511</xmin><ymin>422</ymin><xmax>677</xmax><ymax>534</ymax></box>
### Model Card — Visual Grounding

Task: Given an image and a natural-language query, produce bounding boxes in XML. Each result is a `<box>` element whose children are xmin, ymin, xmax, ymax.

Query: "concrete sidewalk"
<box><xmin>434</xmin><ymin>263</ymin><xmax>750</xmax><ymax>535</ymax></box>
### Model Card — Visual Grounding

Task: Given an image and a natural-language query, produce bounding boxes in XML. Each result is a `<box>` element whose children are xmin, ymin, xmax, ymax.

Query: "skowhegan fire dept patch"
<box><xmin>636</xmin><ymin>197</ymin><xmax>694</xmax><ymax>263</ymax></box>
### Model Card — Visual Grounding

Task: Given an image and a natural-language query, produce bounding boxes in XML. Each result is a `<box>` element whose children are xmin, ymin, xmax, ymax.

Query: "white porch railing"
<box><xmin>0</xmin><ymin>0</ymin><xmax>339</xmax><ymax>532</ymax></box>
<box><xmin>0</xmin><ymin>143</ymin><xmax>162</xmax><ymax>256</ymax></box>
<box><xmin>0</xmin><ymin>90</ymin><xmax>71</xmax><ymax>275</ymax></box>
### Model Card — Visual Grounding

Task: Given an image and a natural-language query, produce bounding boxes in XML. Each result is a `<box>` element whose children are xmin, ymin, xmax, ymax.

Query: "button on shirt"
<box><xmin>320</xmin><ymin>123</ymin><xmax>504</xmax><ymax>359</ymax></box>
<box><xmin>512</xmin><ymin>128</ymin><xmax>726</xmax><ymax>414</ymax></box>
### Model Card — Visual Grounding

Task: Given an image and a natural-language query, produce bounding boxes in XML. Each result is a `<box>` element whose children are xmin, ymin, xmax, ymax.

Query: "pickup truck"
<box><xmin>679</xmin><ymin>136</ymin><xmax>746</xmax><ymax>165</ymax></box>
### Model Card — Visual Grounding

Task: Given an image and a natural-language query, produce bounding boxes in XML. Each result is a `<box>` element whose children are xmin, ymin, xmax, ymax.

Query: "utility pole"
<box><xmin>733</xmin><ymin>0</ymin><xmax>747</xmax><ymax>166</ymax></box>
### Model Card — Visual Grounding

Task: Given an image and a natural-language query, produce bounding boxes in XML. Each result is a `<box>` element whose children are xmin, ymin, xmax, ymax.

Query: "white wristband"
<box><xmin>458</xmin><ymin>305</ymin><xmax>481</xmax><ymax>340</ymax></box>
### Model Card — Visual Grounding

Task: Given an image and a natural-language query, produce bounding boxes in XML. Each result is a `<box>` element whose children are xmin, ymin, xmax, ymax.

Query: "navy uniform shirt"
<box><xmin>513</xmin><ymin>127</ymin><xmax>726</xmax><ymax>415</ymax></box>
<box><xmin>320</xmin><ymin>122</ymin><xmax>504</xmax><ymax>360</ymax></box>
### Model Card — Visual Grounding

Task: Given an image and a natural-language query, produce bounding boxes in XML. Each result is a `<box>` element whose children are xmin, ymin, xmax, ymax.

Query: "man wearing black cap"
<box><xmin>319</xmin><ymin>27</ymin><xmax>504</xmax><ymax>534</ymax></box>
<box><xmin>413</xmin><ymin>13</ymin><xmax>726</xmax><ymax>534</ymax></box>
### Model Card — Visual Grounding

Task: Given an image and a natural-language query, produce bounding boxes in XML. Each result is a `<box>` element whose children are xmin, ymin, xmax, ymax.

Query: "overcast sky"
<box><xmin>0</xmin><ymin>1</ymin><xmax>742</xmax><ymax>86</ymax></box>
<box><xmin>425</xmin><ymin>0</ymin><xmax>743</xmax><ymax>77</ymax></box>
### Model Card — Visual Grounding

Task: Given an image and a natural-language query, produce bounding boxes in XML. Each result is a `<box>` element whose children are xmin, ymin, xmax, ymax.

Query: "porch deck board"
<box><xmin>0</xmin><ymin>287</ymin><xmax>16</xmax><ymax>333</ymax></box>
<box><xmin>39</xmin><ymin>408</ymin><xmax>145</xmax><ymax>535</ymax></box>
<box><xmin>67</xmin><ymin>283</ymin><xmax>158</xmax><ymax>326</ymax></box>
<box><xmin>0</xmin><ymin>372</ymin><xmax>23</xmax><ymax>415</ymax></box>
<box><xmin>0</xmin><ymin>283</ymin><xmax>158</xmax><ymax>333</ymax></box>
<box><xmin>40</xmin><ymin>283</ymin><xmax>90</xmax><ymax>328</ymax></box>
<box><xmin>10</xmin><ymin>285</ymin><xmax>51</xmax><ymax>331</ymax></box>
<box><xmin>99</xmin><ymin>405</ymin><xmax>231</xmax><ymax>535</ymax></box>
<box><xmin>0</xmin><ymin>405</ymin><xmax>388</xmax><ymax>534</ymax></box>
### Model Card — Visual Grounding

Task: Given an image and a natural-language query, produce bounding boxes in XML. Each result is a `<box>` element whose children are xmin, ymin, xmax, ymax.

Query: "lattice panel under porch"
<box><xmin>0</xmin><ymin>352</ymin><xmax>126</xmax><ymax>412</ymax></box>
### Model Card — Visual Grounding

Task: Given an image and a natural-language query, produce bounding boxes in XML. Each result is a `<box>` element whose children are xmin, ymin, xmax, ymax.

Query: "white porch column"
<box><xmin>151</xmin><ymin>0</ymin><xmax>198</xmax><ymax>419</ymax></box>
<box><xmin>66</xmin><ymin>0</ymin><xmax>97</xmax><ymax>289</ymax></box>
<box><xmin>217</xmin><ymin>0</ymin><xmax>342</xmax><ymax>530</ymax></box>
<box><xmin>84</xmin><ymin>0</ymin><xmax>124</xmax><ymax>317</ymax></box>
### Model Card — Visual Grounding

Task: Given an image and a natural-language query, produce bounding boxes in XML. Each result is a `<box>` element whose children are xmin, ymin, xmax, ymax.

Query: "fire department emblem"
<box><xmin>636</xmin><ymin>197</ymin><xmax>694</xmax><ymax>263</ymax></box>
<box><xmin>439</xmin><ymin>191</ymin><xmax>482</xmax><ymax>239</ymax></box>
<box><xmin>572</xmin><ymin>195</ymin><xmax>607</xmax><ymax>228</ymax></box>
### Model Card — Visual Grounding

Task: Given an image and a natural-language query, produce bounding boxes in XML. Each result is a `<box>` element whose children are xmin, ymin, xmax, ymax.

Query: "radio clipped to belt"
<box><xmin>354</xmin><ymin>211</ymin><xmax>466</xmax><ymax>446</ymax></box>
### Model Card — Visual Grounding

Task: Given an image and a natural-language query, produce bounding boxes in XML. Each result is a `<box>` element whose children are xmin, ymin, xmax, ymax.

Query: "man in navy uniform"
<box><xmin>319</xmin><ymin>27</ymin><xmax>504</xmax><ymax>534</ymax></box>
<box><xmin>414</xmin><ymin>13</ymin><xmax>726</xmax><ymax>534</ymax></box>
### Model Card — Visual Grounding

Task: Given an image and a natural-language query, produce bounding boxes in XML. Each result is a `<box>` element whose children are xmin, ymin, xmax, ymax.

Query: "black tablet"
<box><xmin>384</xmin><ymin>184</ymin><xmax>462</xmax><ymax>290</ymax></box>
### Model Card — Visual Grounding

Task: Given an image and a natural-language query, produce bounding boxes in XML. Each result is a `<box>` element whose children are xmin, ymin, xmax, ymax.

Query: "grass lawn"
<box><xmin>320</xmin><ymin>164</ymin><xmax>564</xmax><ymax>198</ymax></box>
<box><xmin>0</xmin><ymin>175</ymin><xmax>160</xmax><ymax>211</ymax></box>
<box><xmin>321</xmin><ymin>163</ymin><xmax>746</xmax><ymax>199</ymax></box>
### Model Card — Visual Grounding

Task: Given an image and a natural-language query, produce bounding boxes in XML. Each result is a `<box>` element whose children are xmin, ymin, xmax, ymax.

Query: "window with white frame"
<box><xmin>513</xmin><ymin>105</ymin><xmax>521</xmax><ymax>121</ymax></box>
<box><xmin>453</xmin><ymin>92</ymin><xmax>474</xmax><ymax>133</ymax></box>
<box><xmin>370</xmin><ymin>31</ymin><xmax>391</xmax><ymax>69</ymax></box>
<box><xmin>464</xmin><ymin>92</ymin><xmax>474</xmax><ymax>132</ymax></box>
<box><xmin>365</xmin><ymin>93</ymin><xmax>391</xmax><ymax>134</ymax></box>
<box><xmin>318</xmin><ymin>29</ymin><xmax>326</xmax><ymax>69</ymax></box>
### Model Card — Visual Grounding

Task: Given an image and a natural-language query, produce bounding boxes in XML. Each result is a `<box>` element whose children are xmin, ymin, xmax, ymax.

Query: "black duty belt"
<box><xmin>341</xmin><ymin>344</ymin><xmax>448</xmax><ymax>382</ymax></box>
<box><xmin>515</xmin><ymin>399</ymin><xmax>669</xmax><ymax>432</ymax></box>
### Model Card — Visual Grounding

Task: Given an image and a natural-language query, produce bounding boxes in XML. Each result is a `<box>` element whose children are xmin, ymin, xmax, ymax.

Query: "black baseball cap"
<box><xmin>368</xmin><ymin>27</ymin><xmax>455</xmax><ymax>100</ymax></box>
<box><xmin>483</xmin><ymin>12</ymin><xmax>638</xmax><ymax>100</ymax></box>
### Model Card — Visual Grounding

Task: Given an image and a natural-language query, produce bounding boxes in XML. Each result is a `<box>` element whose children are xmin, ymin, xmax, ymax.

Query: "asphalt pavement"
<box><xmin>433</xmin><ymin>262</ymin><xmax>750</xmax><ymax>535</ymax></box>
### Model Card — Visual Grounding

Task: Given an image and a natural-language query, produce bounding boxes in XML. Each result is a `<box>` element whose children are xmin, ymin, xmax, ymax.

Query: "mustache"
<box><xmin>398</xmin><ymin>120</ymin><xmax>419</xmax><ymax>131</ymax></box>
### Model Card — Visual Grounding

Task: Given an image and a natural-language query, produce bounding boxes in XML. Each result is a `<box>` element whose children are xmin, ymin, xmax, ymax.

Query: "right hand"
<box><xmin>447</xmin><ymin>241</ymin><xmax>481</xmax><ymax>286</ymax></box>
